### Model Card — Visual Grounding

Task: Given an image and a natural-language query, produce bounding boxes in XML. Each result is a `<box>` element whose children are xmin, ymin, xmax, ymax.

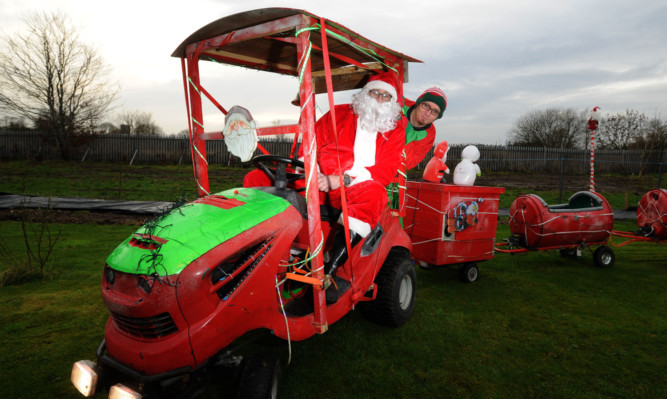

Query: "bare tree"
<box><xmin>0</xmin><ymin>11</ymin><xmax>118</xmax><ymax>159</ymax></box>
<box><xmin>117</xmin><ymin>109</ymin><xmax>164</xmax><ymax>136</ymax></box>
<box><xmin>597</xmin><ymin>109</ymin><xmax>647</xmax><ymax>150</ymax></box>
<box><xmin>637</xmin><ymin>117</ymin><xmax>667</xmax><ymax>150</ymax></box>
<box><xmin>632</xmin><ymin>116</ymin><xmax>667</xmax><ymax>177</ymax></box>
<box><xmin>96</xmin><ymin>122</ymin><xmax>120</xmax><ymax>135</ymax></box>
<box><xmin>507</xmin><ymin>108</ymin><xmax>586</xmax><ymax>148</ymax></box>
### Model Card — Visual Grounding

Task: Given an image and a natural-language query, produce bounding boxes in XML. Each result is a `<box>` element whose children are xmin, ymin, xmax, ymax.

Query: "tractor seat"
<box><xmin>253</xmin><ymin>186</ymin><xmax>342</xmax><ymax>222</ymax></box>
<box><xmin>255</xmin><ymin>187</ymin><xmax>308</xmax><ymax>219</ymax></box>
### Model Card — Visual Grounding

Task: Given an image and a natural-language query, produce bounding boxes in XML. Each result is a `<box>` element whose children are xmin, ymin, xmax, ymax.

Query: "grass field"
<box><xmin>0</xmin><ymin>160</ymin><xmax>663</xmax><ymax>209</ymax></box>
<box><xmin>0</xmin><ymin>161</ymin><xmax>665</xmax><ymax>398</ymax></box>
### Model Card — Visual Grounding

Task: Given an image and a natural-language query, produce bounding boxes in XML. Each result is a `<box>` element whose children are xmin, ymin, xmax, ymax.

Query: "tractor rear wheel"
<box><xmin>236</xmin><ymin>353</ymin><xmax>281</xmax><ymax>399</ymax></box>
<box><xmin>359</xmin><ymin>248</ymin><xmax>416</xmax><ymax>327</ymax></box>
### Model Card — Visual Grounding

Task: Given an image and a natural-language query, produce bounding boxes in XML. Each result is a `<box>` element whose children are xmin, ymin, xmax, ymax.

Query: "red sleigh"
<box><xmin>497</xmin><ymin>191</ymin><xmax>616</xmax><ymax>268</ymax></box>
<box><xmin>612</xmin><ymin>188</ymin><xmax>667</xmax><ymax>245</ymax></box>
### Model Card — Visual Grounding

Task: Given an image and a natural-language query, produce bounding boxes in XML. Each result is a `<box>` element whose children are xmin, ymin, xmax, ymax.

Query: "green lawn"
<box><xmin>1</xmin><ymin>221</ymin><xmax>664</xmax><ymax>398</ymax></box>
<box><xmin>0</xmin><ymin>161</ymin><xmax>665</xmax><ymax>398</ymax></box>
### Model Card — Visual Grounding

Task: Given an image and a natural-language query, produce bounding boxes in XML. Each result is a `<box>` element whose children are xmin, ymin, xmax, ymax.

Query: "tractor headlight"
<box><xmin>104</xmin><ymin>265</ymin><xmax>116</xmax><ymax>285</ymax></box>
<box><xmin>109</xmin><ymin>383</ymin><xmax>143</xmax><ymax>399</ymax></box>
<box><xmin>71</xmin><ymin>360</ymin><xmax>99</xmax><ymax>397</ymax></box>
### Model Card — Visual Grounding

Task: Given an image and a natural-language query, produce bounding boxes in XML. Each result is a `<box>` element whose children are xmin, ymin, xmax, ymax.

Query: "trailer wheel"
<box><xmin>593</xmin><ymin>246</ymin><xmax>615</xmax><ymax>268</ymax></box>
<box><xmin>236</xmin><ymin>353</ymin><xmax>281</xmax><ymax>399</ymax></box>
<box><xmin>460</xmin><ymin>263</ymin><xmax>479</xmax><ymax>283</ymax></box>
<box><xmin>359</xmin><ymin>249</ymin><xmax>416</xmax><ymax>327</ymax></box>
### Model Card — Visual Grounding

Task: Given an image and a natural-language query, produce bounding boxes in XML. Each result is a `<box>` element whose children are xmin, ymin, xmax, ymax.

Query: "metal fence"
<box><xmin>1</xmin><ymin>130</ymin><xmax>665</xmax><ymax>175</ymax></box>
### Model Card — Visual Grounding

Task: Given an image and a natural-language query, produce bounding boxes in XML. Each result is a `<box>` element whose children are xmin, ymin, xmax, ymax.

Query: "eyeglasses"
<box><xmin>420</xmin><ymin>102</ymin><xmax>441</xmax><ymax>117</ymax></box>
<box><xmin>368</xmin><ymin>89</ymin><xmax>392</xmax><ymax>101</ymax></box>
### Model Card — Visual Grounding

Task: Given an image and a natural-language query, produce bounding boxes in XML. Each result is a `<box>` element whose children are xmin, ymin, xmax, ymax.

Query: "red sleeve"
<box><xmin>404</xmin><ymin>124</ymin><xmax>436</xmax><ymax>169</ymax></box>
<box><xmin>298</xmin><ymin>109</ymin><xmax>335</xmax><ymax>161</ymax></box>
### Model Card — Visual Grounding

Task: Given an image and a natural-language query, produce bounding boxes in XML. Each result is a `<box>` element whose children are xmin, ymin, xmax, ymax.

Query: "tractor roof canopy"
<box><xmin>171</xmin><ymin>7</ymin><xmax>421</xmax><ymax>93</ymax></box>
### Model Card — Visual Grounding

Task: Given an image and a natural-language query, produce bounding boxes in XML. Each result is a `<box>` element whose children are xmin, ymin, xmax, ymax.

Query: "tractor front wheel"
<box><xmin>359</xmin><ymin>248</ymin><xmax>416</xmax><ymax>327</ymax></box>
<box><xmin>236</xmin><ymin>353</ymin><xmax>281</xmax><ymax>399</ymax></box>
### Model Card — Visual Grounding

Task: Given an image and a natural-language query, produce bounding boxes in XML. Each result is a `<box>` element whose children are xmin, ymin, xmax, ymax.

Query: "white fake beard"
<box><xmin>351</xmin><ymin>89</ymin><xmax>401</xmax><ymax>133</ymax></box>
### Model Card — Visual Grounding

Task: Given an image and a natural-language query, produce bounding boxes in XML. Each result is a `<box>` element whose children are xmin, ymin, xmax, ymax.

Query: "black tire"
<box><xmin>236</xmin><ymin>353</ymin><xmax>281</xmax><ymax>399</ymax></box>
<box><xmin>460</xmin><ymin>263</ymin><xmax>479</xmax><ymax>283</ymax></box>
<box><xmin>359</xmin><ymin>248</ymin><xmax>417</xmax><ymax>327</ymax></box>
<box><xmin>593</xmin><ymin>246</ymin><xmax>615</xmax><ymax>268</ymax></box>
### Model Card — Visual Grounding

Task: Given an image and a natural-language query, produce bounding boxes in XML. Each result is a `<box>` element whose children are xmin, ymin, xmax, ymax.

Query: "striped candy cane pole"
<box><xmin>587</xmin><ymin>107</ymin><xmax>600</xmax><ymax>192</ymax></box>
<box><xmin>590</xmin><ymin>129</ymin><xmax>595</xmax><ymax>192</ymax></box>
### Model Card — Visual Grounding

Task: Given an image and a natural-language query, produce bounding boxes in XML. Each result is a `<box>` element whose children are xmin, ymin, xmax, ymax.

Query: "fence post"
<box><xmin>559</xmin><ymin>157</ymin><xmax>565</xmax><ymax>203</ymax></box>
<box><xmin>178</xmin><ymin>147</ymin><xmax>187</xmax><ymax>165</ymax></box>
<box><xmin>81</xmin><ymin>146</ymin><xmax>90</xmax><ymax>162</ymax></box>
<box><xmin>129</xmin><ymin>148</ymin><xmax>138</xmax><ymax>165</ymax></box>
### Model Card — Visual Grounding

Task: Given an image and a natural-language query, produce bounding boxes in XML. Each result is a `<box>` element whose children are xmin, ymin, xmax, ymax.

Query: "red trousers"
<box><xmin>243</xmin><ymin>169</ymin><xmax>387</xmax><ymax>235</ymax></box>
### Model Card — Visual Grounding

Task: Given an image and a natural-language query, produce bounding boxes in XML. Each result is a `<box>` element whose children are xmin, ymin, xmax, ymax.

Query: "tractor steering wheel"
<box><xmin>252</xmin><ymin>154</ymin><xmax>305</xmax><ymax>189</ymax></box>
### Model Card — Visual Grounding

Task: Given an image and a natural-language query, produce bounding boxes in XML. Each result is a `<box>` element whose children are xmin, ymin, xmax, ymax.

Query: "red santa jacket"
<box><xmin>303</xmin><ymin>104</ymin><xmax>406</xmax><ymax>187</ymax></box>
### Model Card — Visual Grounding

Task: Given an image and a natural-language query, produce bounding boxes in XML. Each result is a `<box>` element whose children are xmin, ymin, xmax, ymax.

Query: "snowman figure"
<box><xmin>453</xmin><ymin>145</ymin><xmax>481</xmax><ymax>186</ymax></box>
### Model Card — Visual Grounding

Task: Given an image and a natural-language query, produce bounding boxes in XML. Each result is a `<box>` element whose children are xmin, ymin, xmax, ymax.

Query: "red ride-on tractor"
<box><xmin>71</xmin><ymin>8</ymin><xmax>420</xmax><ymax>399</ymax></box>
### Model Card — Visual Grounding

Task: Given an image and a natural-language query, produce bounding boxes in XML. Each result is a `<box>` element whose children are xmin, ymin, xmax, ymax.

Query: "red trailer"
<box><xmin>498</xmin><ymin>191</ymin><xmax>616</xmax><ymax>267</ymax></box>
<box><xmin>612</xmin><ymin>188</ymin><xmax>667</xmax><ymax>245</ymax></box>
<box><xmin>636</xmin><ymin>188</ymin><xmax>667</xmax><ymax>239</ymax></box>
<box><xmin>403</xmin><ymin>181</ymin><xmax>505</xmax><ymax>282</ymax></box>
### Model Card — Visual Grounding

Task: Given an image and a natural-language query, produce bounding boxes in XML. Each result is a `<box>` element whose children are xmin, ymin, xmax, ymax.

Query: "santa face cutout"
<box><xmin>223</xmin><ymin>106</ymin><xmax>258</xmax><ymax>162</ymax></box>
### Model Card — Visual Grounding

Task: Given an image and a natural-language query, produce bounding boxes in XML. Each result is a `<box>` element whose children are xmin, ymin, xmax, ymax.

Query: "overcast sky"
<box><xmin>1</xmin><ymin>0</ymin><xmax>666</xmax><ymax>145</ymax></box>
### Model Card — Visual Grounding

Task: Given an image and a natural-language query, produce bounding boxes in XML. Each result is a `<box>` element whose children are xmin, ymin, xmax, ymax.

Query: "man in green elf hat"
<box><xmin>387</xmin><ymin>87</ymin><xmax>447</xmax><ymax>213</ymax></box>
<box><xmin>402</xmin><ymin>86</ymin><xmax>447</xmax><ymax>169</ymax></box>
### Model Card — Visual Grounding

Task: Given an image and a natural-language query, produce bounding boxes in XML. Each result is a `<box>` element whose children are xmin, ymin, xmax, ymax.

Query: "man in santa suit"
<box><xmin>307</xmin><ymin>72</ymin><xmax>406</xmax><ymax>301</ymax></box>
<box><xmin>313</xmin><ymin>72</ymin><xmax>405</xmax><ymax>236</ymax></box>
<box><xmin>243</xmin><ymin>71</ymin><xmax>405</xmax><ymax>301</ymax></box>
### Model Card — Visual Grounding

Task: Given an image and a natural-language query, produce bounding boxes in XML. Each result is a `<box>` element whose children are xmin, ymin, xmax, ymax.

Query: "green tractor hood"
<box><xmin>106</xmin><ymin>188</ymin><xmax>290</xmax><ymax>276</ymax></box>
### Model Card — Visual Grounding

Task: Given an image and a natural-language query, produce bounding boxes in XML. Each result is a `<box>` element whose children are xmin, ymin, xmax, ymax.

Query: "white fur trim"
<box><xmin>364</xmin><ymin>81</ymin><xmax>398</xmax><ymax>102</ymax></box>
<box><xmin>350</xmin><ymin>120</ymin><xmax>376</xmax><ymax>169</ymax></box>
<box><xmin>345</xmin><ymin>167</ymin><xmax>371</xmax><ymax>186</ymax></box>
<box><xmin>338</xmin><ymin>214</ymin><xmax>372</xmax><ymax>238</ymax></box>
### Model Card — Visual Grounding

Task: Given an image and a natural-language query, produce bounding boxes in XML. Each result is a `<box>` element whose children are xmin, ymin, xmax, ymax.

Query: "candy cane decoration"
<box><xmin>587</xmin><ymin>107</ymin><xmax>600</xmax><ymax>192</ymax></box>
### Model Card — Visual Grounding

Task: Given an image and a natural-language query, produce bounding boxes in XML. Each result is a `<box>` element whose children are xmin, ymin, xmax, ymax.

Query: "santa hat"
<box><xmin>364</xmin><ymin>71</ymin><xmax>399</xmax><ymax>103</ymax></box>
<box><xmin>416</xmin><ymin>87</ymin><xmax>447</xmax><ymax>119</ymax></box>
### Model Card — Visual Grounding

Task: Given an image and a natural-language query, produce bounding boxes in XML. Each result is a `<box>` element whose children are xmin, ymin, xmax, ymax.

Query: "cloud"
<box><xmin>2</xmin><ymin>0</ymin><xmax>667</xmax><ymax>143</ymax></box>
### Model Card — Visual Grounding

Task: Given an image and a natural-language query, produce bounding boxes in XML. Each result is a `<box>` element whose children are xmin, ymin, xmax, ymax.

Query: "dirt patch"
<box><xmin>0</xmin><ymin>209</ymin><xmax>148</xmax><ymax>226</ymax></box>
